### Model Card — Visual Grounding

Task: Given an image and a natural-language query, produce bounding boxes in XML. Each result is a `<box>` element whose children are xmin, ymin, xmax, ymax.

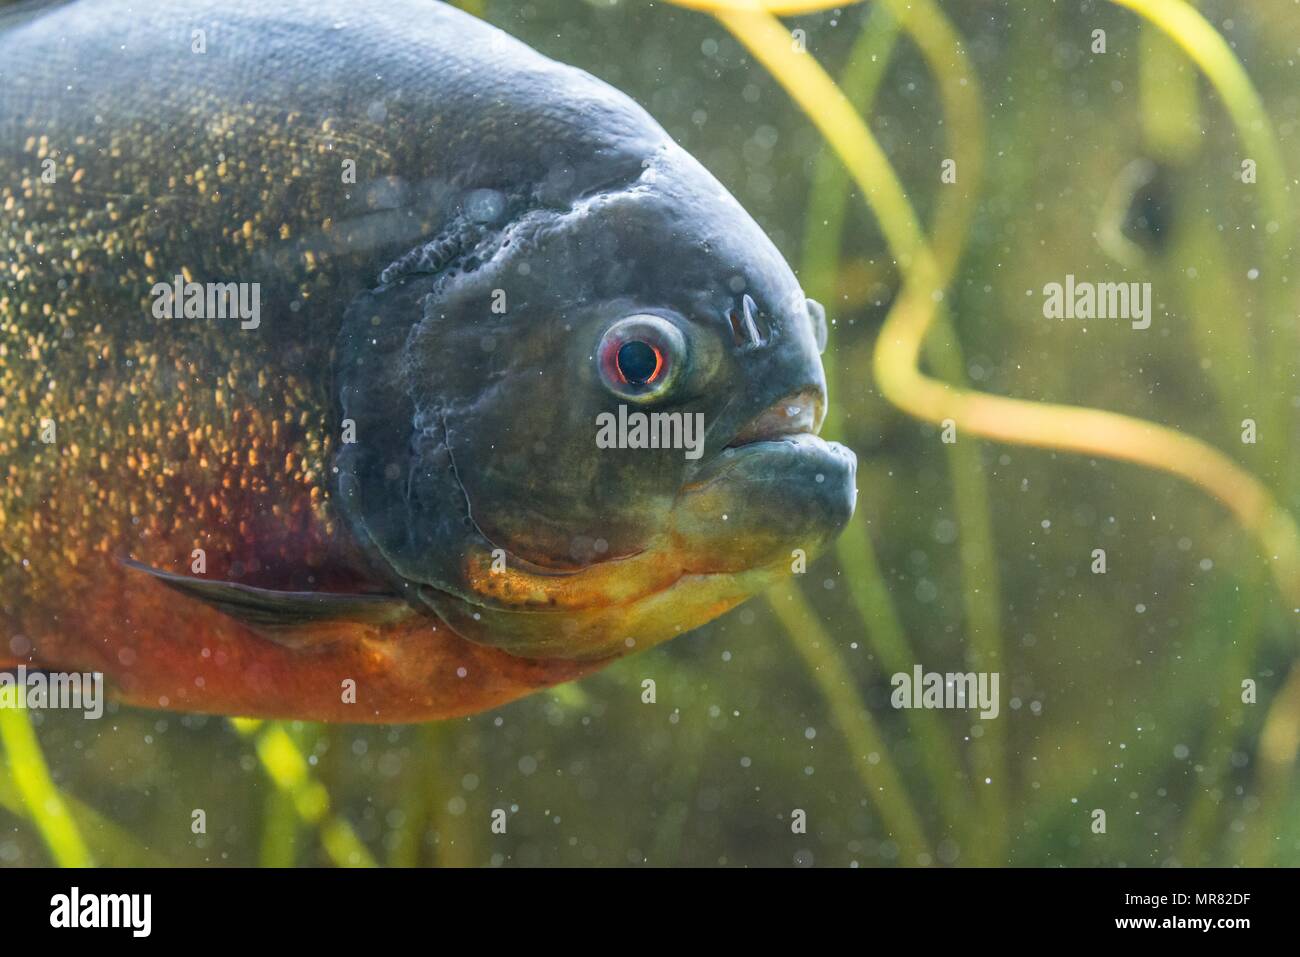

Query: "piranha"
<box><xmin>0</xmin><ymin>0</ymin><xmax>856</xmax><ymax>721</ymax></box>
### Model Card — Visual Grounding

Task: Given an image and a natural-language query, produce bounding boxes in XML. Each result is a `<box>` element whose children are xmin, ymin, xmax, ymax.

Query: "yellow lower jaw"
<box><xmin>444</xmin><ymin>551</ymin><xmax>786</xmax><ymax>661</ymax></box>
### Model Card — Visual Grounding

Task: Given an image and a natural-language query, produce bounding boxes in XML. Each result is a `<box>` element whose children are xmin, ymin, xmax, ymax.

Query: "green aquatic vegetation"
<box><xmin>787</xmin><ymin>0</ymin><xmax>1007</xmax><ymax>862</ymax></box>
<box><xmin>793</xmin><ymin>0</ymin><xmax>973</xmax><ymax>853</ymax></box>
<box><xmin>681</xmin><ymin>0</ymin><xmax>1299</xmax><ymax>864</ymax></box>
<box><xmin>767</xmin><ymin>584</ymin><xmax>931</xmax><ymax>861</ymax></box>
<box><xmin>1</xmin><ymin>0</ymin><xmax>1297</xmax><ymax>868</ymax></box>
<box><xmin>701</xmin><ymin>0</ymin><xmax>1008</xmax><ymax>864</ymax></box>
<box><xmin>231</xmin><ymin>719</ymin><xmax>377</xmax><ymax>868</ymax></box>
<box><xmin>0</xmin><ymin>687</ymin><xmax>91</xmax><ymax>867</ymax></box>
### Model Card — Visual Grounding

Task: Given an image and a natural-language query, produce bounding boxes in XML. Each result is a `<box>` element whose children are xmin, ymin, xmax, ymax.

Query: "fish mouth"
<box><xmin>686</xmin><ymin>385</ymin><xmax>852</xmax><ymax>493</ymax></box>
<box><xmin>674</xmin><ymin>382</ymin><xmax>856</xmax><ymax>574</ymax></box>
<box><xmin>724</xmin><ymin>387</ymin><xmax>825</xmax><ymax>449</ymax></box>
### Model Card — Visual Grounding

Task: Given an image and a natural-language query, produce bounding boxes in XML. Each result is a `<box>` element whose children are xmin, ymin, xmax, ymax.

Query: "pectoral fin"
<box><xmin>122</xmin><ymin>558</ymin><xmax>412</xmax><ymax>645</ymax></box>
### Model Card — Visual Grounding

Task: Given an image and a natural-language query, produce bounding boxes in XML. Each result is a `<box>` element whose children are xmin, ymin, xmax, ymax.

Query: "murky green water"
<box><xmin>3</xmin><ymin>0</ymin><xmax>1299</xmax><ymax>867</ymax></box>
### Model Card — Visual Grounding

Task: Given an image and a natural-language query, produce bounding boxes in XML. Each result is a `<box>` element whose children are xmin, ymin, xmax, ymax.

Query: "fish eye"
<box><xmin>597</xmin><ymin>314</ymin><xmax>685</xmax><ymax>402</ymax></box>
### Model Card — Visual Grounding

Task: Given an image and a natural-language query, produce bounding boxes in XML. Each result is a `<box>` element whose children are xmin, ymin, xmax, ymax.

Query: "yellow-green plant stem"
<box><xmin>800</xmin><ymin>2</ymin><xmax>974</xmax><ymax>849</ymax></box>
<box><xmin>0</xmin><ymin>687</ymin><xmax>91</xmax><ymax>866</ymax></box>
<box><xmin>0</xmin><ymin>766</ymin><xmax>160</xmax><ymax>865</ymax></box>
<box><xmin>1160</xmin><ymin>208</ymin><xmax>1281</xmax><ymax>867</ymax></box>
<box><xmin>1111</xmin><ymin>0</ymin><xmax>1300</xmax><ymax>843</ymax></box>
<box><xmin>232</xmin><ymin>719</ymin><xmax>377</xmax><ymax>867</ymax></box>
<box><xmin>879</xmin><ymin>0</ymin><xmax>1008</xmax><ymax>865</ymax></box>
<box><xmin>670</xmin><ymin>0</ymin><xmax>851</xmax><ymax>12</ymax></box>
<box><xmin>388</xmin><ymin>737</ymin><xmax>429</xmax><ymax>867</ymax></box>
<box><xmin>1135</xmin><ymin>48</ymin><xmax>1281</xmax><ymax>867</ymax></box>
<box><xmin>1123</xmin><ymin>0</ymin><xmax>1295</xmax><ymax>499</ymax></box>
<box><xmin>1138</xmin><ymin>21</ymin><xmax>1200</xmax><ymax>164</ymax></box>
<box><xmin>679</xmin><ymin>0</ymin><xmax>1299</xmax><ymax>863</ymax></box>
<box><xmin>768</xmin><ymin>585</ymin><xmax>932</xmax><ymax>862</ymax></box>
<box><xmin>1249</xmin><ymin>662</ymin><xmax>1300</xmax><ymax>864</ymax></box>
<box><xmin>1113</xmin><ymin>0</ymin><xmax>1290</xmax><ymax>257</ymax></box>
<box><xmin>260</xmin><ymin>784</ymin><xmax>301</xmax><ymax>868</ymax></box>
<box><xmin>690</xmin><ymin>3</ymin><xmax>1300</xmax><ymax>609</ymax></box>
<box><xmin>825</xmin><ymin>517</ymin><xmax>976</xmax><ymax>841</ymax></box>
<box><xmin>880</xmin><ymin>308</ymin><xmax>1300</xmax><ymax>600</ymax></box>
<box><xmin>423</xmin><ymin>722</ymin><xmax>476</xmax><ymax>867</ymax></box>
<box><xmin>1177</xmin><ymin>573</ymin><xmax>1263</xmax><ymax>864</ymax></box>
<box><xmin>258</xmin><ymin>721</ymin><xmax>309</xmax><ymax>867</ymax></box>
<box><xmin>800</xmin><ymin>2</ymin><xmax>899</xmax><ymax>353</ymax></box>
<box><xmin>706</xmin><ymin>0</ymin><xmax>1009</xmax><ymax>863</ymax></box>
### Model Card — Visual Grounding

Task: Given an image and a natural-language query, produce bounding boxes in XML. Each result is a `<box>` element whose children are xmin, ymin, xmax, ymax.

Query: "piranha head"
<box><xmin>337</xmin><ymin>135</ymin><xmax>856</xmax><ymax>662</ymax></box>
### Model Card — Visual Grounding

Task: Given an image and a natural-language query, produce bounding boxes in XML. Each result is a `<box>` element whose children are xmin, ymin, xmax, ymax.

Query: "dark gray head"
<box><xmin>335</xmin><ymin>9</ymin><xmax>856</xmax><ymax>660</ymax></box>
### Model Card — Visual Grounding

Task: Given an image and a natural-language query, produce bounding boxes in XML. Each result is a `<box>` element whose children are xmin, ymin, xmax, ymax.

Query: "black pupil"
<box><xmin>617</xmin><ymin>340</ymin><xmax>659</xmax><ymax>385</ymax></box>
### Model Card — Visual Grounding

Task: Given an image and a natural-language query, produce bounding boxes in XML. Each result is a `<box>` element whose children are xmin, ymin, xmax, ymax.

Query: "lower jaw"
<box><xmin>671</xmin><ymin>450</ymin><xmax>858</xmax><ymax>573</ymax></box>
<box><xmin>427</xmin><ymin>556</ymin><xmax>790</xmax><ymax>662</ymax></box>
<box><xmin>553</xmin><ymin>561</ymin><xmax>786</xmax><ymax>661</ymax></box>
<box><xmin>425</xmin><ymin>436</ymin><xmax>858</xmax><ymax>660</ymax></box>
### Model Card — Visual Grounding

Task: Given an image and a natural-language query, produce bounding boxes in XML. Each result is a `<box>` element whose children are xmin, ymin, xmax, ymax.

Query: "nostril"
<box><xmin>727</xmin><ymin>293</ymin><xmax>769</xmax><ymax>349</ymax></box>
<box><xmin>741</xmin><ymin>294</ymin><xmax>766</xmax><ymax>346</ymax></box>
<box><xmin>726</xmin><ymin>306</ymin><xmax>748</xmax><ymax>347</ymax></box>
